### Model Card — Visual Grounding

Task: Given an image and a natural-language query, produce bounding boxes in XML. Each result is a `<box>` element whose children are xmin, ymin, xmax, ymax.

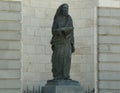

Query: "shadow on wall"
<box><xmin>23</xmin><ymin>85</ymin><xmax>95</xmax><ymax>93</ymax></box>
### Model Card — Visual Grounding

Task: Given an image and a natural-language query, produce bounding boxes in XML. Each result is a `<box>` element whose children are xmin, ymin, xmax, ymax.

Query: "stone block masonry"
<box><xmin>98</xmin><ymin>7</ymin><xmax>120</xmax><ymax>93</ymax></box>
<box><xmin>0</xmin><ymin>1</ymin><xmax>22</xmax><ymax>93</ymax></box>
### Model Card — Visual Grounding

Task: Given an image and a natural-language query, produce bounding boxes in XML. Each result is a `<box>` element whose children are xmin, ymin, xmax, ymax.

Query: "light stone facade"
<box><xmin>99</xmin><ymin>0</ymin><xmax>120</xmax><ymax>7</ymax></box>
<box><xmin>22</xmin><ymin>0</ymin><xmax>97</xmax><ymax>90</ymax></box>
<box><xmin>0</xmin><ymin>0</ymin><xmax>120</xmax><ymax>93</ymax></box>
<box><xmin>98</xmin><ymin>7</ymin><xmax>120</xmax><ymax>93</ymax></box>
<box><xmin>0</xmin><ymin>1</ymin><xmax>21</xmax><ymax>93</ymax></box>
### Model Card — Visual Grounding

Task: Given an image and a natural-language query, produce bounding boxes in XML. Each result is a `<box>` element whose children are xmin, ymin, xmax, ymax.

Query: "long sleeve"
<box><xmin>52</xmin><ymin>19</ymin><xmax>62</xmax><ymax>36</ymax></box>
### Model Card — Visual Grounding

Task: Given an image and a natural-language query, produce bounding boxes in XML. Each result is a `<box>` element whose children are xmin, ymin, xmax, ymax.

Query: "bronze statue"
<box><xmin>51</xmin><ymin>3</ymin><xmax>75</xmax><ymax>80</ymax></box>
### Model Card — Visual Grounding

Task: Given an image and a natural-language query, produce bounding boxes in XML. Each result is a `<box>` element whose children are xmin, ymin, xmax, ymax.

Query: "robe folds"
<box><xmin>51</xmin><ymin>15</ymin><xmax>75</xmax><ymax>79</ymax></box>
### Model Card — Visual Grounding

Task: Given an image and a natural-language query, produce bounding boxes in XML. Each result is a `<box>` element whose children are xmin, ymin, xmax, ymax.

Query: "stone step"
<box><xmin>42</xmin><ymin>80</ymin><xmax>84</xmax><ymax>93</ymax></box>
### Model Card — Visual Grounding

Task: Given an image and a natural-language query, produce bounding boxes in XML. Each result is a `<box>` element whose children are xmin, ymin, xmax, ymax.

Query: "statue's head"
<box><xmin>62</xmin><ymin>4</ymin><xmax>69</xmax><ymax>16</ymax></box>
<box><xmin>54</xmin><ymin>3</ymin><xmax>69</xmax><ymax>20</ymax></box>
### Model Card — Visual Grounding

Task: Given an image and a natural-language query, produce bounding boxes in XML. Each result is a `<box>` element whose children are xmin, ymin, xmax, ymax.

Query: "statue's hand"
<box><xmin>58</xmin><ymin>27</ymin><xmax>73</xmax><ymax>32</ymax></box>
<box><xmin>61</xmin><ymin>27</ymin><xmax>74</xmax><ymax>32</ymax></box>
<box><xmin>61</xmin><ymin>27</ymin><xmax>66</xmax><ymax>31</ymax></box>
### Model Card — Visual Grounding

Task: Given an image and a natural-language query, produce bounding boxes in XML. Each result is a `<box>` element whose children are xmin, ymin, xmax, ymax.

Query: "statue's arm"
<box><xmin>53</xmin><ymin>27</ymin><xmax>73</xmax><ymax>31</ymax></box>
<box><xmin>52</xmin><ymin>28</ymin><xmax>62</xmax><ymax>36</ymax></box>
<box><xmin>52</xmin><ymin>19</ymin><xmax>62</xmax><ymax>36</ymax></box>
<box><xmin>62</xmin><ymin>27</ymin><xmax>74</xmax><ymax>31</ymax></box>
<box><xmin>62</xmin><ymin>27</ymin><xmax>74</xmax><ymax>36</ymax></box>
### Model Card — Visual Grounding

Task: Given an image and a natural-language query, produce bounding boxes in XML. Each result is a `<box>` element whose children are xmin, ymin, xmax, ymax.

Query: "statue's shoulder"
<box><xmin>54</xmin><ymin>16</ymin><xmax>61</xmax><ymax>22</ymax></box>
<box><xmin>55</xmin><ymin>16</ymin><xmax>64</xmax><ymax>22</ymax></box>
<box><xmin>68</xmin><ymin>15</ymin><xmax>72</xmax><ymax>19</ymax></box>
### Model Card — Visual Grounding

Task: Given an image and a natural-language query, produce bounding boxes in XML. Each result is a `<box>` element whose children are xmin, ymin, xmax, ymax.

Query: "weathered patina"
<box><xmin>51</xmin><ymin>3</ymin><xmax>75</xmax><ymax>80</ymax></box>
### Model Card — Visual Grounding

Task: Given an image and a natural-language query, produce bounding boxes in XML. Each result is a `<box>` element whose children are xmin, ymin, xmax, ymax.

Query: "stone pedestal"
<box><xmin>42</xmin><ymin>80</ymin><xmax>84</xmax><ymax>93</ymax></box>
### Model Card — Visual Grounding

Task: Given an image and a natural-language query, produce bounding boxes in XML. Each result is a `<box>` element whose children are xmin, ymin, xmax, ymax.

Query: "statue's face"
<box><xmin>62</xmin><ymin>4</ymin><xmax>68</xmax><ymax>16</ymax></box>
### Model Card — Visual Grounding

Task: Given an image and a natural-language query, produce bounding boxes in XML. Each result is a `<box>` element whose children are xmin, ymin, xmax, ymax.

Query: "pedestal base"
<box><xmin>42</xmin><ymin>80</ymin><xmax>84</xmax><ymax>93</ymax></box>
<box><xmin>46</xmin><ymin>79</ymin><xmax>80</xmax><ymax>86</ymax></box>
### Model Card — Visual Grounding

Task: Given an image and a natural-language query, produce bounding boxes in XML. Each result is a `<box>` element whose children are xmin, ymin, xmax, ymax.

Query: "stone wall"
<box><xmin>22</xmin><ymin>0</ymin><xmax>97</xmax><ymax>90</ymax></box>
<box><xmin>98</xmin><ymin>7</ymin><xmax>120</xmax><ymax>93</ymax></box>
<box><xmin>99</xmin><ymin>0</ymin><xmax>120</xmax><ymax>7</ymax></box>
<box><xmin>0</xmin><ymin>1</ymin><xmax>21</xmax><ymax>93</ymax></box>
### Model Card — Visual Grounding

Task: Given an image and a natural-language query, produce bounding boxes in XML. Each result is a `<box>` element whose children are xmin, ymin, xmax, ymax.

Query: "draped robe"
<box><xmin>51</xmin><ymin>15</ymin><xmax>74</xmax><ymax>80</ymax></box>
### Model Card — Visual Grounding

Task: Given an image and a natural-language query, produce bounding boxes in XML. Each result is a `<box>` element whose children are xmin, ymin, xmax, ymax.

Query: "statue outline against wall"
<box><xmin>51</xmin><ymin>3</ymin><xmax>75</xmax><ymax>80</ymax></box>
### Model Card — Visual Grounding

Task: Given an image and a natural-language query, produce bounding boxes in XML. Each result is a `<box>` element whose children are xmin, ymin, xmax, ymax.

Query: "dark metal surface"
<box><xmin>51</xmin><ymin>3</ymin><xmax>75</xmax><ymax>80</ymax></box>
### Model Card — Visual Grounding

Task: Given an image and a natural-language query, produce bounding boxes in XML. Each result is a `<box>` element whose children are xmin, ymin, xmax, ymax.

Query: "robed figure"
<box><xmin>51</xmin><ymin>4</ymin><xmax>75</xmax><ymax>80</ymax></box>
